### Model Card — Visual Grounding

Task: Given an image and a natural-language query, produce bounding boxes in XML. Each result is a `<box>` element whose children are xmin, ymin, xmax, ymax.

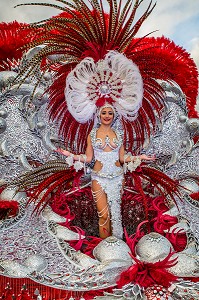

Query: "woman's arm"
<box><xmin>55</xmin><ymin>135</ymin><xmax>94</xmax><ymax>163</ymax></box>
<box><xmin>85</xmin><ymin>134</ymin><xmax>94</xmax><ymax>163</ymax></box>
<box><xmin>119</xmin><ymin>145</ymin><xmax>155</xmax><ymax>164</ymax></box>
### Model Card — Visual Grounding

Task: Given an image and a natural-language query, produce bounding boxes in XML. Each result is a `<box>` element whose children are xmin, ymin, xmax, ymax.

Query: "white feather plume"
<box><xmin>65</xmin><ymin>51</ymin><xmax>143</xmax><ymax>123</ymax></box>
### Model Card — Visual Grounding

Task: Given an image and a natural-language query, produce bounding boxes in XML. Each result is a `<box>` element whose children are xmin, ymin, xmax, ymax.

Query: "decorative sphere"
<box><xmin>0</xmin><ymin>71</ymin><xmax>18</xmax><ymax>89</ymax></box>
<box><xmin>185</xmin><ymin>118</ymin><xmax>199</xmax><ymax>133</ymax></box>
<box><xmin>93</xmin><ymin>236</ymin><xmax>132</xmax><ymax>262</ymax></box>
<box><xmin>43</xmin><ymin>72</ymin><xmax>52</xmax><ymax>81</ymax></box>
<box><xmin>99</xmin><ymin>83</ymin><xmax>110</xmax><ymax>95</ymax></box>
<box><xmin>32</xmin><ymin>90</ymin><xmax>48</xmax><ymax>106</ymax></box>
<box><xmin>182</xmin><ymin>140</ymin><xmax>187</xmax><ymax>146</ymax></box>
<box><xmin>24</xmin><ymin>77</ymin><xmax>31</xmax><ymax>84</ymax></box>
<box><xmin>37</xmin><ymin>122</ymin><xmax>46</xmax><ymax>130</ymax></box>
<box><xmin>145</xmin><ymin>285</ymin><xmax>171</xmax><ymax>300</ymax></box>
<box><xmin>135</xmin><ymin>232</ymin><xmax>173</xmax><ymax>263</ymax></box>
<box><xmin>24</xmin><ymin>254</ymin><xmax>47</xmax><ymax>272</ymax></box>
<box><xmin>179</xmin><ymin>115</ymin><xmax>188</xmax><ymax>123</ymax></box>
<box><xmin>169</xmin><ymin>252</ymin><xmax>199</xmax><ymax>277</ymax></box>
<box><xmin>0</xmin><ymin>109</ymin><xmax>8</xmax><ymax>119</ymax></box>
<box><xmin>0</xmin><ymin>117</ymin><xmax>7</xmax><ymax>133</ymax></box>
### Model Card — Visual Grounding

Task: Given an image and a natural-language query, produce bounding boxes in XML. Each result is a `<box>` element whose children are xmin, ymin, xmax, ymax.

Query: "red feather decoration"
<box><xmin>0</xmin><ymin>200</ymin><xmax>19</xmax><ymax>219</ymax></box>
<box><xmin>10</xmin><ymin>0</ymin><xmax>198</xmax><ymax>151</ymax></box>
<box><xmin>126</xmin><ymin>36</ymin><xmax>199</xmax><ymax>118</ymax></box>
<box><xmin>117</xmin><ymin>251</ymin><xmax>178</xmax><ymax>288</ymax></box>
<box><xmin>124</xmin><ymin>223</ymin><xmax>147</xmax><ymax>256</ymax></box>
<box><xmin>0</xmin><ymin>21</ymin><xmax>39</xmax><ymax>70</ymax></box>
<box><xmin>153</xmin><ymin>214</ymin><xmax>178</xmax><ymax>234</ymax></box>
<box><xmin>26</xmin><ymin>167</ymin><xmax>83</xmax><ymax>214</ymax></box>
<box><xmin>151</xmin><ymin>196</ymin><xmax>171</xmax><ymax>213</ymax></box>
<box><xmin>125</xmin><ymin>164</ymin><xmax>180</xmax><ymax>224</ymax></box>
<box><xmin>190</xmin><ymin>191</ymin><xmax>199</xmax><ymax>200</ymax></box>
<box><xmin>165</xmin><ymin>229</ymin><xmax>187</xmax><ymax>252</ymax></box>
<box><xmin>151</xmin><ymin>196</ymin><xmax>179</xmax><ymax>234</ymax></box>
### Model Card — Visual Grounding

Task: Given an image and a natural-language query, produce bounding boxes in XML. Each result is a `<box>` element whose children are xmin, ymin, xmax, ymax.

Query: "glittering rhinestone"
<box><xmin>99</xmin><ymin>83</ymin><xmax>110</xmax><ymax>95</ymax></box>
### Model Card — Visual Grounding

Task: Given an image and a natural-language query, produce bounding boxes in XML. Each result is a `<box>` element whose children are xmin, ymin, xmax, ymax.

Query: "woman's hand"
<box><xmin>139</xmin><ymin>154</ymin><xmax>156</xmax><ymax>161</ymax></box>
<box><xmin>54</xmin><ymin>148</ymin><xmax>71</xmax><ymax>157</ymax></box>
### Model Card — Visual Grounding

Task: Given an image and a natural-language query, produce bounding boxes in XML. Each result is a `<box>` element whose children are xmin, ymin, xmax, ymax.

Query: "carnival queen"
<box><xmin>56</xmin><ymin>103</ymin><xmax>155</xmax><ymax>239</ymax></box>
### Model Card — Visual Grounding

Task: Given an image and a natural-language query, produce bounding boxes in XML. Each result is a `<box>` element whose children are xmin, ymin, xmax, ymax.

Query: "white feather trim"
<box><xmin>65</xmin><ymin>51</ymin><xmax>143</xmax><ymax>123</ymax></box>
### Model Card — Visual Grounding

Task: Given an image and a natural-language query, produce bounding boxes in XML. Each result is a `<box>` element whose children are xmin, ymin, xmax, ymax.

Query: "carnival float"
<box><xmin>0</xmin><ymin>0</ymin><xmax>198</xmax><ymax>299</ymax></box>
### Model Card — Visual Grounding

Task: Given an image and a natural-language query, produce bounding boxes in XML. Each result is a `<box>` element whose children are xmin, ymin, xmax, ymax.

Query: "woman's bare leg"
<box><xmin>92</xmin><ymin>180</ymin><xmax>111</xmax><ymax>239</ymax></box>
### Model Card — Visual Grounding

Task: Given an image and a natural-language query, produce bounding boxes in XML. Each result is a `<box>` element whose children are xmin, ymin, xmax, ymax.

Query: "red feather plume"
<box><xmin>27</xmin><ymin>167</ymin><xmax>83</xmax><ymax>214</ymax></box>
<box><xmin>10</xmin><ymin>0</ymin><xmax>197</xmax><ymax>152</ymax></box>
<box><xmin>117</xmin><ymin>250</ymin><xmax>178</xmax><ymax>288</ymax></box>
<box><xmin>0</xmin><ymin>200</ymin><xmax>19</xmax><ymax>219</ymax></box>
<box><xmin>126</xmin><ymin>36</ymin><xmax>199</xmax><ymax>117</ymax></box>
<box><xmin>0</xmin><ymin>21</ymin><xmax>40</xmax><ymax>70</ymax></box>
<box><xmin>190</xmin><ymin>191</ymin><xmax>199</xmax><ymax>200</ymax></box>
<box><xmin>125</xmin><ymin>164</ymin><xmax>181</xmax><ymax>224</ymax></box>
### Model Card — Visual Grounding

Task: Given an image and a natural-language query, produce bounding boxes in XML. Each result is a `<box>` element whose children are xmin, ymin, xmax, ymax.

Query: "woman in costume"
<box><xmin>56</xmin><ymin>103</ymin><xmax>155</xmax><ymax>239</ymax></box>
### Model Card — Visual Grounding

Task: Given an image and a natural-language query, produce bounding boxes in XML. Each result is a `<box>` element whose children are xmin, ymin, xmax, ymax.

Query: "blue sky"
<box><xmin>171</xmin><ymin>15</ymin><xmax>199</xmax><ymax>66</ymax></box>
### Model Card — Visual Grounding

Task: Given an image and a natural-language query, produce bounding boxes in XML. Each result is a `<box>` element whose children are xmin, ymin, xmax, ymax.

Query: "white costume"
<box><xmin>90</xmin><ymin>128</ymin><xmax>124</xmax><ymax>239</ymax></box>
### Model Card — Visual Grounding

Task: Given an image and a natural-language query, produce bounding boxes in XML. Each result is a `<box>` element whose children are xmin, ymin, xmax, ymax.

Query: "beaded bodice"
<box><xmin>90</xmin><ymin>128</ymin><xmax>123</xmax><ymax>150</ymax></box>
<box><xmin>90</xmin><ymin>128</ymin><xmax>123</xmax><ymax>178</ymax></box>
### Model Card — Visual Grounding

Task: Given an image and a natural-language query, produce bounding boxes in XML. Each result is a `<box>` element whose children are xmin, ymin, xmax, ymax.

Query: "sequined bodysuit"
<box><xmin>90</xmin><ymin>128</ymin><xmax>124</xmax><ymax>239</ymax></box>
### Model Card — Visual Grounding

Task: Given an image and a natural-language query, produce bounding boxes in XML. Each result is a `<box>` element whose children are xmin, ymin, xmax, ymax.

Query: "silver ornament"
<box><xmin>99</xmin><ymin>83</ymin><xmax>110</xmax><ymax>95</ymax></box>
<box><xmin>179</xmin><ymin>115</ymin><xmax>188</xmax><ymax>123</ymax></box>
<box><xmin>0</xmin><ymin>71</ymin><xmax>18</xmax><ymax>90</ymax></box>
<box><xmin>0</xmin><ymin>109</ymin><xmax>8</xmax><ymax>119</ymax></box>
<box><xmin>182</xmin><ymin>140</ymin><xmax>187</xmax><ymax>146</ymax></box>
<box><xmin>37</xmin><ymin>122</ymin><xmax>46</xmax><ymax>130</ymax></box>
<box><xmin>185</xmin><ymin>118</ymin><xmax>199</xmax><ymax>133</ymax></box>
<box><xmin>32</xmin><ymin>89</ymin><xmax>48</xmax><ymax>106</ymax></box>
<box><xmin>43</xmin><ymin>72</ymin><xmax>52</xmax><ymax>81</ymax></box>
<box><xmin>93</xmin><ymin>236</ymin><xmax>132</xmax><ymax>262</ymax></box>
<box><xmin>0</xmin><ymin>117</ymin><xmax>7</xmax><ymax>133</ymax></box>
<box><xmin>24</xmin><ymin>254</ymin><xmax>47</xmax><ymax>272</ymax></box>
<box><xmin>135</xmin><ymin>232</ymin><xmax>173</xmax><ymax>263</ymax></box>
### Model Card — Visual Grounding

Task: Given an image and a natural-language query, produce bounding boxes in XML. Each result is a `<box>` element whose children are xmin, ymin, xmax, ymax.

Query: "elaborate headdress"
<box><xmin>14</xmin><ymin>0</ymin><xmax>198</xmax><ymax>153</ymax></box>
<box><xmin>65</xmin><ymin>51</ymin><xmax>143</xmax><ymax>123</ymax></box>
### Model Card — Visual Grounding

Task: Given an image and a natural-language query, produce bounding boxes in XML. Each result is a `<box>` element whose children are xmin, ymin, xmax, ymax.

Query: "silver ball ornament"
<box><xmin>43</xmin><ymin>72</ymin><xmax>52</xmax><ymax>81</ymax></box>
<box><xmin>179</xmin><ymin>115</ymin><xmax>188</xmax><ymax>123</ymax></box>
<box><xmin>135</xmin><ymin>232</ymin><xmax>173</xmax><ymax>263</ymax></box>
<box><xmin>0</xmin><ymin>117</ymin><xmax>7</xmax><ymax>133</ymax></box>
<box><xmin>93</xmin><ymin>236</ymin><xmax>132</xmax><ymax>262</ymax></box>
<box><xmin>37</xmin><ymin>122</ymin><xmax>46</xmax><ymax>130</ymax></box>
<box><xmin>0</xmin><ymin>109</ymin><xmax>8</xmax><ymax>119</ymax></box>
<box><xmin>32</xmin><ymin>90</ymin><xmax>48</xmax><ymax>106</ymax></box>
<box><xmin>185</xmin><ymin>118</ymin><xmax>199</xmax><ymax>133</ymax></box>
<box><xmin>182</xmin><ymin>140</ymin><xmax>187</xmax><ymax>146</ymax></box>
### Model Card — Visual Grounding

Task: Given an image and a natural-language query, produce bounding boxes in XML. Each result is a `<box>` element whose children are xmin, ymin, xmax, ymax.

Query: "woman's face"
<box><xmin>100</xmin><ymin>107</ymin><xmax>114</xmax><ymax>125</ymax></box>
